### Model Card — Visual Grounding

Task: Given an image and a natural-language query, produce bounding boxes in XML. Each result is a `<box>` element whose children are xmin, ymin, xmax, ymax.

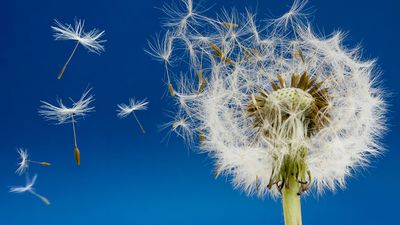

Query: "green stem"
<box><xmin>282</xmin><ymin>175</ymin><xmax>302</xmax><ymax>225</ymax></box>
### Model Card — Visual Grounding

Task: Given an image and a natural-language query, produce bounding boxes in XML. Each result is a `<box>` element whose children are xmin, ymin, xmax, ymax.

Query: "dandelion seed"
<box><xmin>15</xmin><ymin>148</ymin><xmax>29</xmax><ymax>175</ymax></box>
<box><xmin>10</xmin><ymin>174</ymin><xmax>50</xmax><ymax>205</ymax></box>
<box><xmin>151</xmin><ymin>0</ymin><xmax>387</xmax><ymax>224</ymax></box>
<box><xmin>15</xmin><ymin>148</ymin><xmax>51</xmax><ymax>175</ymax></box>
<box><xmin>117</xmin><ymin>98</ymin><xmax>149</xmax><ymax>134</ymax></box>
<box><xmin>39</xmin><ymin>88</ymin><xmax>94</xmax><ymax>165</ymax></box>
<box><xmin>52</xmin><ymin>19</ymin><xmax>105</xmax><ymax>79</ymax></box>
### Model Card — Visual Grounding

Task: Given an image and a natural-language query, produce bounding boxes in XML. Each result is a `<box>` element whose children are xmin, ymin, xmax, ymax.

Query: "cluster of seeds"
<box><xmin>247</xmin><ymin>71</ymin><xmax>331</xmax><ymax>194</ymax></box>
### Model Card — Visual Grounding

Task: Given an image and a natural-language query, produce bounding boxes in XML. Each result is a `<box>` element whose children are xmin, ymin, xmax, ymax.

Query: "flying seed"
<box><xmin>117</xmin><ymin>98</ymin><xmax>149</xmax><ymax>134</ymax></box>
<box><xmin>52</xmin><ymin>20</ymin><xmax>105</xmax><ymax>79</ymax></box>
<box><xmin>39</xmin><ymin>89</ymin><xmax>94</xmax><ymax>166</ymax></box>
<box><xmin>10</xmin><ymin>174</ymin><xmax>50</xmax><ymax>205</ymax></box>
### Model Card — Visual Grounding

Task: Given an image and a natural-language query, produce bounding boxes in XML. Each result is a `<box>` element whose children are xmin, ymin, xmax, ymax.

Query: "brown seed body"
<box><xmin>168</xmin><ymin>83</ymin><xmax>175</xmax><ymax>97</ymax></box>
<box><xmin>74</xmin><ymin>146</ymin><xmax>81</xmax><ymax>165</ymax></box>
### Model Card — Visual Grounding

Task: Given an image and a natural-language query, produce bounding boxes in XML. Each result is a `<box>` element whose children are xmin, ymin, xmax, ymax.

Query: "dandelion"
<box><xmin>117</xmin><ymin>98</ymin><xmax>149</xmax><ymax>134</ymax></box>
<box><xmin>39</xmin><ymin>89</ymin><xmax>94</xmax><ymax>165</ymax></box>
<box><xmin>150</xmin><ymin>1</ymin><xmax>386</xmax><ymax>224</ymax></box>
<box><xmin>15</xmin><ymin>148</ymin><xmax>51</xmax><ymax>175</ymax></box>
<box><xmin>52</xmin><ymin>19</ymin><xmax>105</xmax><ymax>79</ymax></box>
<box><xmin>10</xmin><ymin>174</ymin><xmax>50</xmax><ymax>205</ymax></box>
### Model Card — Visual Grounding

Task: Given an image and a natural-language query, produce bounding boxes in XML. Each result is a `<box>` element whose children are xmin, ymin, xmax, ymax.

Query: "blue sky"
<box><xmin>0</xmin><ymin>0</ymin><xmax>399</xmax><ymax>224</ymax></box>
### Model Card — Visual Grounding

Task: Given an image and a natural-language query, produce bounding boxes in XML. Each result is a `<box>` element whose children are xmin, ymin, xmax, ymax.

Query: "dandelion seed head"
<box><xmin>39</xmin><ymin>89</ymin><xmax>95</xmax><ymax>124</ymax></box>
<box><xmin>10</xmin><ymin>174</ymin><xmax>37</xmax><ymax>193</ymax></box>
<box><xmin>117</xmin><ymin>99</ymin><xmax>149</xmax><ymax>118</ymax></box>
<box><xmin>52</xmin><ymin>19</ymin><xmax>106</xmax><ymax>54</ymax></box>
<box><xmin>16</xmin><ymin>148</ymin><xmax>29</xmax><ymax>175</ymax></box>
<box><xmin>152</xmin><ymin>0</ymin><xmax>386</xmax><ymax>197</ymax></box>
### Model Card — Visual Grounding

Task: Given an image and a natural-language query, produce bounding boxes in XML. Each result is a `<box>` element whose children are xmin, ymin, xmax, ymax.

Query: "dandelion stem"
<box><xmin>57</xmin><ymin>41</ymin><xmax>80</xmax><ymax>80</ymax></box>
<box><xmin>282</xmin><ymin>175</ymin><xmax>302</xmax><ymax>225</ymax></box>
<box><xmin>29</xmin><ymin>160</ymin><xmax>51</xmax><ymax>166</ymax></box>
<box><xmin>132</xmin><ymin>112</ymin><xmax>145</xmax><ymax>134</ymax></box>
<box><xmin>71</xmin><ymin>114</ymin><xmax>81</xmax><ymax>165</ymax></box>
<box><xmin>71</xmin><ymin>114</ymin><xmax>78</xmax><ymax>148</ymax></box>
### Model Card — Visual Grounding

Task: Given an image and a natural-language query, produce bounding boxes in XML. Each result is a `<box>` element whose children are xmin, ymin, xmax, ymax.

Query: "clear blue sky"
<box><xmin>0</xmin><ymin>0</ymin><xmax>399</xmax><ymax>224</ymax></box>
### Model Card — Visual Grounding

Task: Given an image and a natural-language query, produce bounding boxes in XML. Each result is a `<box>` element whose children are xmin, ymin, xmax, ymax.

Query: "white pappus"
<box><xmin>117</xmin><ymin>98</ymin><xmax>149</xmax><ymax>134</ymax></box>
<box><xmin>15</xmin><ymin>148</ymin><xmax>51</xmax><ymax>175</ymax></box>
<box><xmin>10</xmin><ymin>174</ymin><xmax>50</xmax><ymax>205</ymax></box>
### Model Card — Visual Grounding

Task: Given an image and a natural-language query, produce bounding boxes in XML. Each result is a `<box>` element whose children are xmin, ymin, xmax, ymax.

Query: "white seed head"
<box><xmin>9</xmin><ymin>174</ymin><xmax>50</xmax><ymax>205</ymax></box>
<box><xmin>117</xmin><ymin>98</ymin><xmax>149</xmax><ymax>118</ymax></box>
<box><xmin>16</xmin><ymin>148</ymin><xmax>29</xmax><ymax>175</ymax></box>
<box><xmin>39</xmin><ymin>88</ymin><xmax>95</xmax><ymax>124</ymax></box>
<box><xmin>10</xmin><ymin>174</ymin><xmax>37</xmax><ymax>193</ymax></box>
<box><xmin>52</xmin><ymin>19</ymin><xmax>106</xmax><ymax>54</ymax></box>
<box><xmin>152</xmin><ymin>0</ymin><xmax>386</xmax><ymax>197</ymax></box>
